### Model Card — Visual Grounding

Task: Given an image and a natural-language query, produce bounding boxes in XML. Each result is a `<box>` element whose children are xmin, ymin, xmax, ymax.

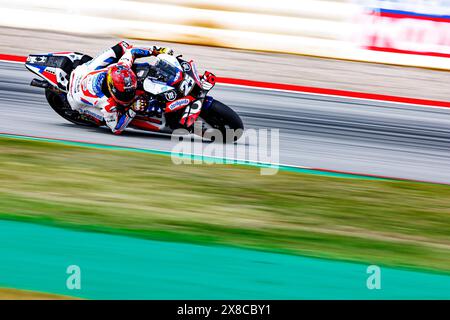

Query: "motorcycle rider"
<box><xmin>67</xmin><ymin>41</ymin><xmax>173</xmax><ymax>134</ymax></box>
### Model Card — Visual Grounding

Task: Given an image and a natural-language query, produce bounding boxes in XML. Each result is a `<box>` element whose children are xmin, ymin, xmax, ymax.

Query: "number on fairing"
<box><xmin>180</xmin><ymin>75</ymin><xmax>195</xmax><ymax>96</ymax></box>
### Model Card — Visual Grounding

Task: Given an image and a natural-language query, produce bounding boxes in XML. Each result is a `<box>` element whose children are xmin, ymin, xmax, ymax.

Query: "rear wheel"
<box><xmin>199</xmin><ymin>100</ymin><xmax>244</xmax><ymax>143</ymax></box>
<box><xmin>45</xmin><ymin>89</ymin><xmax>98</xmax><ymax>127</ymax></box>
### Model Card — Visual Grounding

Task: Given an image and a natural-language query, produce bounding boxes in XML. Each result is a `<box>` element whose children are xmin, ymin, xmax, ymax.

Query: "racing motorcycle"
<box><xmin>24</xmin><ymin>51</ymin><xmax>244</xmax><ymax>142</ymax></box>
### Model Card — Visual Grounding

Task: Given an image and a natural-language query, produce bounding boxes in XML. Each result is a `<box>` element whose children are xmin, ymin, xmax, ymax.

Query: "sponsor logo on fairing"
<box><xmin>168</xmin><ymin>98</ymin><xmax>190</xmax><ymax>111</ymax></box>
<box><xmin>164</xmin><ymin>90</ymin><xmax>177</xmax><ymax>101</ymax></box>
<box><xmin>27</xmin><ymin>56</ymin><xmax>47</xmax><ymax>64</ymax></box>
<box><xmin>181</xmin><ymin>61</ymin><xmax>191</xmax><ymax>72</ymax></box>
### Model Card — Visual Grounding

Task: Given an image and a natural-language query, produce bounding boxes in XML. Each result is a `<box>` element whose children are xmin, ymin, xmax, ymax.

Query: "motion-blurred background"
<box><xmin>1</xmin><ymin>0</ymin><xmax>450</xmax><ymax>99</ymax></box>
<box><xmin>2</xmin><ymin>0</ymin><xmax>450</xmax><ymax>68</ymax></box>
<box><xmin>0</xmin><ymin>0</ymin><xmax>449</xmax><ymax>299</ymax></box>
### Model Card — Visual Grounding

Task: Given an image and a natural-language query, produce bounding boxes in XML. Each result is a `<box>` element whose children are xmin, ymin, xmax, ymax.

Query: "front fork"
<box><xmin>179</xmin><ymin>70</ymin><xmax>216</xmax><ymax>128</ymax></box>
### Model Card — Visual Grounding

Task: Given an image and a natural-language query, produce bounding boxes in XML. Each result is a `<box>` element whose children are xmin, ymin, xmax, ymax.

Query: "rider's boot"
<box><xmin>102</xmin><ymin>106</ymin><xmax>136</xmax><ymax>135</ymax></box>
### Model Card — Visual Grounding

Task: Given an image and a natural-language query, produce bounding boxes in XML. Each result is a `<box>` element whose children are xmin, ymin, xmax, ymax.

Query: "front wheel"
<box><xmin>199</xmin><ymin>100</ymin><xmax>244</xmax><ymax>143</ymax></box>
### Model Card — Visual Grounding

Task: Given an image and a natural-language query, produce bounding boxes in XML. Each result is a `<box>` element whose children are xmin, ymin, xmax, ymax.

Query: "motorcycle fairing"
<box><xmin>25</xmin><ymin>52</ymin><xmax>92</xmax><ymax>92</ymax></box>
<box><xmin>165</xmin><ymin>96</ymin><xmax>195</xmax><ymax>113</ymax></box>
<box><xmin>129</xmin><ymin>114</ymin><xmax>167</xmax><ymax>132</ymax></box>
<box><xmin>143</xmin><ymin>78</ymin><xmax>175</xmax><ymax>95</ymax></box>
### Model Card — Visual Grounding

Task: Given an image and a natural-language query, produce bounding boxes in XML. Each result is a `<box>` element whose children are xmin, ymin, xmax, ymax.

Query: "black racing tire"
<box><xmin>199</xmin><ymin>100</ymin><xmax>244</xmax><ymax>143</ymax></box>
<box><xmin>45</xmin><ymin>88</ymin><xmax>98</xmax><ymax>127</ymax></box>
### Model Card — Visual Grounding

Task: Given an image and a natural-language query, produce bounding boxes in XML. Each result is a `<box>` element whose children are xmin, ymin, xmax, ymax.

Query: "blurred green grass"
<box><xmin>0</xmin><ymin>287</ymin><xmax>77</xmax><ymax>300</ymax></box>
<box><xmin>0</xmin><ymin>137</ymin><xmax>449</xmax><ymax>273</ymax></box>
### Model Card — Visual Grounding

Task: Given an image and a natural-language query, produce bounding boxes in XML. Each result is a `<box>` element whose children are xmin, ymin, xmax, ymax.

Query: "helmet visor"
<box><xmin>110</xmin><ymin>85</ymin><xmax>135</xmax><ymax>104</ymax></box>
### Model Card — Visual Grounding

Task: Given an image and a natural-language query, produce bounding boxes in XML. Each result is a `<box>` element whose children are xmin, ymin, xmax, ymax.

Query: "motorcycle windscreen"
<box><xmin>154</xmin><ymin>59</ymin><xmax>184</xmax><ymax>86</ymax></box>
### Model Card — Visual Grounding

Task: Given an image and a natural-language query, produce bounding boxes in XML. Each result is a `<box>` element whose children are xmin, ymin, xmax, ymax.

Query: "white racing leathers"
<box><xmin>67</xmin><ymin>41</ymin><xmax>160</xmax><ymax>134</ymax></box>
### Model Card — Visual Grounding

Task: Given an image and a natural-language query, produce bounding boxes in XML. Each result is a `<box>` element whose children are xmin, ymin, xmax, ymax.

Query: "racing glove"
<box><xmin>153</xmin><ymin>46</ymin><xmax>174</xmax><ymax>56</ymax></box>
<box><xmin>131</xmin><ymin>96</ymin><xmax>148</xmax><ymax>112</ymax></box>
<box><xmin>134</xmin><ymin>97</ymin><xmax>164</xmax><ymax>117</ymax></box>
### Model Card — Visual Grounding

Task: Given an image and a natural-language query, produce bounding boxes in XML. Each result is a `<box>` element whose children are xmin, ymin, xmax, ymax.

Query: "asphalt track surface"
<box><xmin>1</xmin><ymin>61</ymin><xmax>450</xmax><ymax>183</ymax></box>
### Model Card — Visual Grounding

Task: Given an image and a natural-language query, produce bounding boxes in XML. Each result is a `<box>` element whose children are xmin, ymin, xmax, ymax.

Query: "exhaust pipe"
<box><xmin>30</xmin><ymin>78</ymin><xmax>49</xmax><ymax>88</ymax></box>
